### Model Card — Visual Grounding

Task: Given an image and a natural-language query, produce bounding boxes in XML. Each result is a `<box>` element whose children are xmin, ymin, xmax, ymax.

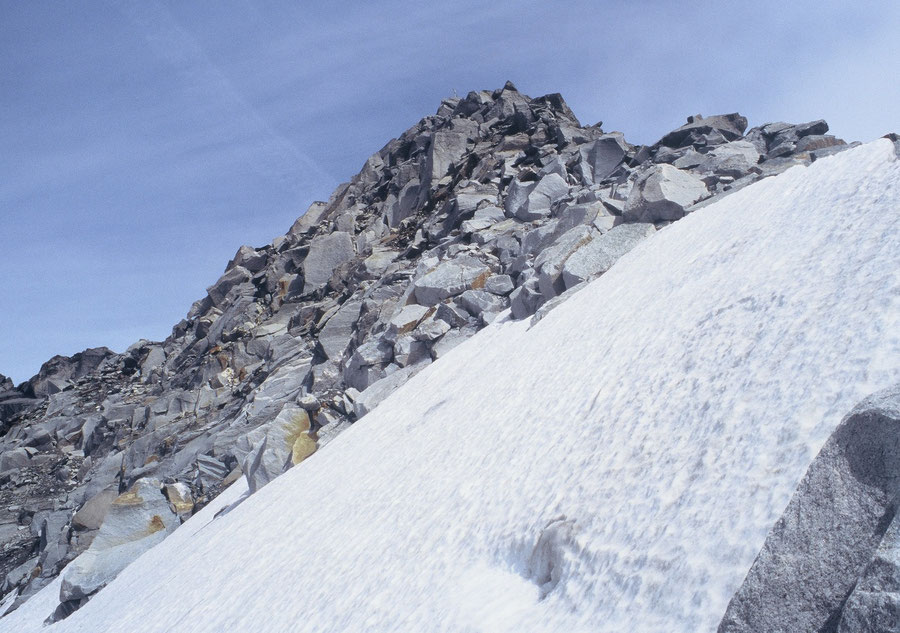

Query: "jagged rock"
<box><xmin>26</xmin><ymin>347</ymin><xmax>113</xmax><ymax>398</ymax></box>
<box><xmin>71</xmin><ymin>488</ymin><xmax>118</xmax><ymax>531</ymax></box>
<box><xmin>354</xmin><ymin>363</ymin><xmax>429</xmax><ymax>419</ymax></box>
<box><xmin>384</xmin><ymin>305</ymin><xmax>431</xmax><ymax>342</ymax></box>
<box><xmin>718</xmin><ymin>384</ymin><xmax>900</xmax><ymax>633</ymax></box>
<box><xmin>561</xmin><ymin>223</ymin><xmax>656</xmax><ymax>289</ymax></box>
<box><xmin>0</xmin><ymin>448</ymin><xmax>29</xmax><ymax>472</ymax></box>
<box><xmin>60</xmin><ymin>478</ymin><xmax>179</xmax><ymax>602</ymax></box>
<box><xmin>239</xmin><ymin>404</ymin><xmax>315</xmax><ymax>494</ymax></box>
<box><xmin>207</xmin><ymin>266</ymin><xmax>252</xmax><ymax>309</ymax></box>
<box><xmin>413</xmin><ymin>256</ymin><xmax>491</xmax><ymax>306</ymax></box>
<box><xmin>535</xmin><ymin>225</ymin><xmax>596</xmax><ymax>299</ymax></box>
<box><xmin>302</xmin><ymin>232</ymin><xmax>355</xmax><ymax>295</ymax></box>
<box><xmin>658</xmin><ymin>112</ymin><xmax>748</xmax><ymax>148</ymax></box>
<box><xmin>318</xmin><ymin>300</ymin><xmax>363</xmax><ymax>360</ymax></box>
<box><xmin>344</xmin><ymin>338</ymin><xmax>394</xmax><ymax>391</ymax></box>
<box><xmin>513</xmin><ymin>173</ymin><xmax>569</xmax><ymax>221</ymax></box>
<box><xmin>227</xmin><ymin>245</ymin><xmax>267</xmax><ymax>274</ymax></box>
<box><xmin>695</xmin><ymin>140</ymin><xmax>760</xmax><ymax>177</ymax></box>
<box><xmin>623</xmin><ymin>164</ymin><xmax>707</xmax><ymax>222</ymax></box>
<box><xmin>422</xmin><ymin>130</ymin><xmax>468</xmax><ymax>188</ymax></box>
<box><xmin>456</xmin><ymin>290</ymin><xmax>507</xmax><ymax>319</ymax></box>
<box><xmin>580</xmin><ymin>134</ymin><xmax>627</xmax><ymax>183</ymax></box>
<box><xmin>164</xmin><ymin>483</ymin><xmax>194</xmax><ymax>517</ymax></box>
<box><xmin>411</xmin><ymin>314</ymin><xmax>452</xmax><ymax>342</ymax></box>
<box><xmin>509</xmin><ymin>277</ymin><xmax>543</xmax><ymax>320</ymax></box>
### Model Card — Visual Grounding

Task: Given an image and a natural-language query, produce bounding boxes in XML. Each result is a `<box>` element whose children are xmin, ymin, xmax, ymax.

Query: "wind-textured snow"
<box><xmin>7</xmin><ymin>140</ymin><xmax>900</xmax><ymax>633</ymax></box>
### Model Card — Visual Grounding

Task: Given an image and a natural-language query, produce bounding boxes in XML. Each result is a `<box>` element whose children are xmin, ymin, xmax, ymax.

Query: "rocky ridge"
<box><xmin>0</xmin><ymin>82</ymin><xmax>858</xmax><ymax>617</ymax></box>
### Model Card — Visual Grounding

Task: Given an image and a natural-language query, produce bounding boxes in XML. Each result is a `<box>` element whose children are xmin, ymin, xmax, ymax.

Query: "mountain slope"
<box><xmin>7</xmin><ymin>139</ymin><xmax>897</xmax><ymax>632</ymax></box>
<box><xmin>2</xmin><ymin>83</ymin><xmax>854</xmax><ymax>614</ymax></box>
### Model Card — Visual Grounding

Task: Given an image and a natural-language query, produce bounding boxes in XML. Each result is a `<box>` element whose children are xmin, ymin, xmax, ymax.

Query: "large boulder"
<box><xmin>71</xmin><ymin>488</ymin><xmax>118</xmax><ymax>531</ymax></box>
<box><xmin>561</xmin><ymin>223</ymin><xmax>656</xmax><ymax>289</ymax></box>
<box><xmin>421</xmin><ymin>130</ymin><xmax>468</xmax><ymax>187</ymax></box>
<box><xmin>718</xmin><ymin>384</ymin><xmax>900</xmax><ymax>633</ymax></box>
<box><xmin>239</xmin><ymin>404</ymin><xmax>316</xmax><ymax>495</ymax></box>
<box><xmin>534</xmin><ymin>225</ymin><xmax>596</xmax><ymax>299</ymax></box>
<box><xmin>206</xmin><ymin>265</ymin><xmax>252</xmax><ymax>308</ymax></box>
<box><xmin>318</xmin><ymin>300</ymin><xmax>363</xmax><ymax>360</ymax></box>
<box><xmin>302</xmin><ymin>232</ymin><xmax>355</xmax><ymax>295</ymax></box>
<box><xmin>658</xmin><ymin>112</ymin><xmax>748</xmax><ymax>148</ymax></box>
<box><xmin>60</xmin><ymin>478</ymin><xmax>179</xmax><ymax>601</ymax></box>
<box><xmin>580</xmin><ymin>134</ymin><xmax>626</xmax><ymax>183</ymax></box>
<box><xmin>413</xmin><ymin>256</ymin><xmax>491</xmax><ymax>306</ymax></box>
<box><xmin>623</xmin><ymin>164</ymin><xmax>707</xmax><ymax>222</ymax></box>
<box><xmin>512</xmin><ymin>173</ymin><xmax>570</xmax><ymax>221</ymax></box>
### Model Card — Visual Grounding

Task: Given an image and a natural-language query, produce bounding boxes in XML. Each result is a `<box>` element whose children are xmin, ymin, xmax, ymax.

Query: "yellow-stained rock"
<box><xmin>291</xmin><ymin>433</ymin><xmax>317</xmax><ymax>465</ymax></box>
<box><xmin>281</xmin><ymin>409</ymin><xmax>311</xmax><ymax>452</ymax></box>
<box><xmin>164</xmin><ymin>482</ymin><xmax>194</xmax><ymax>516</ymax></box>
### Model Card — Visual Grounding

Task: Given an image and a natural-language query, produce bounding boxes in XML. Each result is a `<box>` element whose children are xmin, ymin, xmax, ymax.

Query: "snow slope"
<box><xmin>7</xmin><ymin>140</ymin><xmax>900</xmax><ymax>632</ymax></box>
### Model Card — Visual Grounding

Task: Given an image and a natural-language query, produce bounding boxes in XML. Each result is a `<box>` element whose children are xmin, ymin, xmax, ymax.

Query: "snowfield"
<box><xmin>5</xmin><ymin>140</ymin><xmax>899</xmax><ymax>632</ymax></box>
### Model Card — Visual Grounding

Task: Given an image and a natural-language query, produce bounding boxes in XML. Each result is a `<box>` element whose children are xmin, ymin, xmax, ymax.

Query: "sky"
<box><xmin>1</xmin><ymin>0</ymin><xmax>898</xmax><ymax>384</ymax></box>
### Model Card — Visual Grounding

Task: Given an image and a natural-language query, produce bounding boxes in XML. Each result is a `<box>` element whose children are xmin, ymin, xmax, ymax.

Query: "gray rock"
<box><xmin>484</xmin><ymin>274</ymin><xmax>514</xmax><ymax>296</ymax></box>
<box><xmin>384</xmin><ymin>304</ymin><xmax>431</xmax><ymax>342</ymax></box>
<box><xmin>0</xmin><ymin>447</ymin><xmax>29</xmax><ymax>472</ymax></box>
<box><xmin>534</xmin><ymin>225</ymin><xmax>596</xmax><ymax>299</ymax></box>
<box><xmin>435</xmin><ymin>302</ymin><xmax>471</xmax><ymax>329</ymax></box>
<box><xmin>411</xmin><ymin>315</ymin><xmax>452</xmax><ymax>342</ymax></box>
<box><xmin>838</xmin><ymin>510</ymin><xmax>900</xmax><ymax>632</ymax></box>
<box><xmin>509</xmin><ymin>277</ymin><xmax>543</xmax><ymax>320</ymax></box>
<box><xmin>422</xmin><ymin>131</ymin><xmax>468</xmax><ymax>187</ymax></box>
<box><xmin>392</xmin><ymin>335</ymin><xmax>430</xmax><ymax>368</ymax></box>
<box><xmin>695</xmin><ymin>140</ymin><xmax>760</xmax><ymax>177</ymax></box>
<box><xmin>227</xmin><ymin>245</ymin><xmax>268</xmax><ymax>274</ymax></box>
<box><xmin>456</xmin><ymin>290</ymin><xmax>507</xmax><ymax>318</ymax></box>
<box><xmin>514</xmin><ymin>173</ymin><xmax>569</xmax><ymax>221</ymax></box>
<box><xmin>207</xmin><ymin>266</ymin><xmax>251</xmax><ymax>309</ymax></box>
<box><xmin>297</xmin><ymin>394</ymin><xmax>320</xmax><ymax>412</ymax></box>
<box><xmin>238</xmin><ymin>404</ymin><xmax>315</xmax><ymax>494</ymax></box>
<box><xmin>72</xmin><ymin>488</ymin><xmax>118</xmax><ymax>531</ymax></box>
<box><xmin>353</xmin><ymin>362</ymin><xmax>429</xmax><ymax>419</ymax></box>
<box><xmin>658</xmin><ymin>112</ymin><xmax>748</xmax><ymax>148</ymax></box>
<box><xmin>503</xmin><ymin>178</ymin><xmax>537</xmax><ymax>218</ymax></box>
<box><xmin>561</xmin><ymin>223</ymin><xmax>656</xmax><ymax>289</ymax></box>
<box><xmin>60</xmin><ymin>478</ymin><xmax>179</xmax><ymax>601</ymax></box>
<box><xmin>318</xmin><ymin>300</ymin><xmax>363</xmax><ymax>361</ymax></box>
<box><xmin>718</xmin><ymin>384</ymin><xmax>900</xmax><ymax>633</ymax></box>
<box><xmin>387</xmin><ymin>180</ymin><xmax>421</xmax><ymax>228</ymax></box>
<box><xmin>302</xmin><ymin>231</ymin><xmax>355</xmax><ymax>295</ymax></box>
<box><xmin>413</xmin><ymin>256</ymin><xmax>491</xmax><ymax>306</ymax></box>
<box><xmin>623</xmin><ymin>164</ymin><xmax>707</xmax><ymax>222</ymax></box>
<box><xmin>580</xmin><ymin>134</ymin><xmax>626</xmax><ymax>183</ymax></box>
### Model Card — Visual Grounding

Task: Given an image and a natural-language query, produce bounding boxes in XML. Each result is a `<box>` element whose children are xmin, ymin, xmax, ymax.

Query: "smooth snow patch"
<box><xmin>6</xmin><ymin>140</ymin><xmax>899</xmax><ymax>633</ymax></box>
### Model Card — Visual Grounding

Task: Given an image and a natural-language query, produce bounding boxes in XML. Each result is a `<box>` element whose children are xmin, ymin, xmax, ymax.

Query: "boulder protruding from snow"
<box><xmin>60</xmin><ymin>478</ymin><xmax>179</xmax><ymax>602</ymax></box>
<box><xmin>718</xmin><ymin>383</ymin><xmax>900</xmax><ymax>633</ymax></box>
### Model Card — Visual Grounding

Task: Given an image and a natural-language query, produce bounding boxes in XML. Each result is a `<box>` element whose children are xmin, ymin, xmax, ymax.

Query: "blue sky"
<box><xmin>1</xmin><ymin>0</ymin><xmax>898</xmax><ymax>384</ymax></box>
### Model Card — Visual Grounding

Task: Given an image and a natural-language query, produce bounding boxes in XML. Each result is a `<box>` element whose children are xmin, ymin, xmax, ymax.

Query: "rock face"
<box><xmin>0</xmin><ymin>82</ymin><xmax>855</xmax><ymax>620</ymax></box>
<box><xmin>718</xmin><ymin>384</ymin><xmax>900</xmax><ymax>633</ymax></box>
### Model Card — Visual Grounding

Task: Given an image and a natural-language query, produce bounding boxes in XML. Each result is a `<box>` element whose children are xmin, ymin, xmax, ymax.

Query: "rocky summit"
<box><xmin>0</xmin><ymin>82</ymin><xmax>875</xmax><ymax>621</ymax></box>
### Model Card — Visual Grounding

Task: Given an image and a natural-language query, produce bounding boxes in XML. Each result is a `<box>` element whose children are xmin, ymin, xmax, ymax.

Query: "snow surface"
<box><xmin>5</xmin><ymin>140</ymin><xmax>899</xmax><ymax>632</ymax></box>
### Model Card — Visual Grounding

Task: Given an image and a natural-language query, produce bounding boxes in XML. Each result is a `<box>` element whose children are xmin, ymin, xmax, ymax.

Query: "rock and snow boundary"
<box><xmin>3</xmin><ymin>140</ymin><xmax>899</xmax><ymax>632</ymax></box>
